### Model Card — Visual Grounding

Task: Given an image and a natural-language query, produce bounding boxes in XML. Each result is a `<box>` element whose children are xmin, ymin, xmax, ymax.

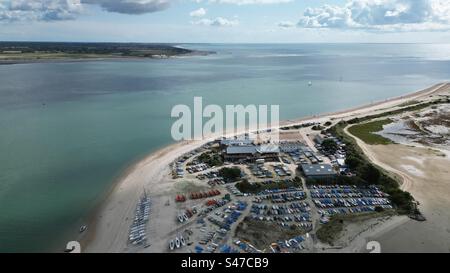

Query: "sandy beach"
<box><xmin>84</xmin><ymin>82</ymin><xmax>449</xmax><ymax>253</ymax></box>
<box><xmin>365</xmin><ymin>145</ymin><xmax>450</xmax><ymax>252</ymax></box>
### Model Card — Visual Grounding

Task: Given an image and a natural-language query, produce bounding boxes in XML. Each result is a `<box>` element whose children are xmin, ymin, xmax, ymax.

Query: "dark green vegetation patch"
<box><xmin>347</xmin><ymin>119</ymin><xmax>393</xmax><ymax>145</ymax></box>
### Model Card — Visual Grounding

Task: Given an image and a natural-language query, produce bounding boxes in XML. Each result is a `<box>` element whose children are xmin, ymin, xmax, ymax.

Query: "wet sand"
<box><xmin>365</xmin><ymin>145</ymin><xmax>450</xmax><ymax>253</ymax></box>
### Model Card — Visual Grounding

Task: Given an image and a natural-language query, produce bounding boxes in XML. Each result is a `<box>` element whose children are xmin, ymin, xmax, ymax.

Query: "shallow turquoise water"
<box><xmin>0</xmin><ymin>44</ymin><xmax>449</xmax><ymax>252</ymax></box>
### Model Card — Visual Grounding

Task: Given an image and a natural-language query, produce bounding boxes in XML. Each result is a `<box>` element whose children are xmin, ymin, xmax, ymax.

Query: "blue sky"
<box><xmin>1</xmin><ymin>0</ymin><xmax>450</xmax><ymax>43</ymax></box>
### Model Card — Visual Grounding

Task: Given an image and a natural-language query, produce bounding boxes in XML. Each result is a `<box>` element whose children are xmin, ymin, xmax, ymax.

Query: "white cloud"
<box><xmin>197</xmin><ymin>0</ymin><xmax>292</xmax><ymax>5</ymax></box>
<box><xmin>0</xmin><ymin>0</ymin><xmax>172</xmax><ymax>22</ymax></box>
<box><xmin>189</xmin><ymin>7</ymin><xmax>206</xmax><ymax>17</ymax></box>
<box><xmin>193</xmin><ymin>17</ymin><xmax>239</xmax><ymax>27</ymax></box>
<box><xmin>277</xmin><ymin>21</ymin><xmax>295</xmax><ymax>28</ymax></box>
<box><xmin>298</xmin><ymin>0</ymin><xmax>450</xmax><ymax>31</ymax></box>
<box><xmin>0</xmin><ymin>0</ymin><xmax>83</xmax><ymax>21</ymax></box>
<box><xmin>81</xmin><ymin>0</ymin><xmax>171</xmax><ymax>14</ymax></box>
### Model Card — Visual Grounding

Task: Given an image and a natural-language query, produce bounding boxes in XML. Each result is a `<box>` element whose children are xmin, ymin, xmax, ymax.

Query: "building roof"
<box><xmin>257</xmin><ymin>144</ymin><xmax>280</xmax><ymax>154</ymax></box>
<box><xmin>226</xmin><ymin>145</ymin><xmax>257</xmax><ymax>155</ymax></box>
<box><xmin>220</xmin><ymin>138</ymin><xmax>254</xmax><ymax>146</ymax></box>
<box><xmin>279</xmin><ymin>142</ymin><xmax>307</xmax><ymax>152</ymax></box>
<box><xmin>301</xmin><ymin>164</ymin><xmax>336</xmax><ymax>177</ymax></box>
<box><xmin>226</xmin><ymin>144</ymin><xmax>280</xmax><ymax>155</ymax></box>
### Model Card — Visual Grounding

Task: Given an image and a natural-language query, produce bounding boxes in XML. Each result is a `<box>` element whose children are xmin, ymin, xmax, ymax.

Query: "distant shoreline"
<box><xmin>0</xmin><ymin>42</ymin><xmax>214</xmax><ymax>65</ymax></box>
<box><xmin>0</xmin><ymin>51</ymin><xmax>213</xmax><ymax>66</ymax></box>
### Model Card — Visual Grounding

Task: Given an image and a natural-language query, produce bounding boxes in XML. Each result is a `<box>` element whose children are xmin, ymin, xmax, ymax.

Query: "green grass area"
<box><xmin>316</xmin><ymin>217</ymin><xmax>345</xmax><ymax>245</ymax></box>
<box><xmin>235</xmin><ymin>217</ymin><xmax>307</xmax><ymax>250</ymax></box>
<box><xmin>197</xmin><ymin>152</ymin><xmax>223</xmax><ymax>167</ymax></box>
<box><xmin>235</xmin><ymin>177</ymin><xmax>303</xmax><ymax>194</ymax></box>
<box><xmin>316</xmin><ymin>211</ymin><xmax>395</xmax><ymax>245</ymax></box>
<box><xmin>348</xmin><ymin>119</ymin><xmax>393</xmax><ymax>145</ymax></box>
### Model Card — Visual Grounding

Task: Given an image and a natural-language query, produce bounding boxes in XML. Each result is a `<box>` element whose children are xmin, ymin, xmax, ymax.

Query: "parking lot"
<box><xmin>164</xmin><ymin>132</ymin><xmax>395</xmax><ymax>253</ymax></box>
<box><xmin>308</xmin><ymin>185</ymin><xmax>393</xmax><ymax>220</ymax></box>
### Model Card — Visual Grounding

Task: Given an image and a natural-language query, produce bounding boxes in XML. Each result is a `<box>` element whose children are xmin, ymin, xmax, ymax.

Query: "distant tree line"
<box><xmin>0</xmin><ymin>42</ymin><xmax>193</xmax><ymax>56</ymax></box>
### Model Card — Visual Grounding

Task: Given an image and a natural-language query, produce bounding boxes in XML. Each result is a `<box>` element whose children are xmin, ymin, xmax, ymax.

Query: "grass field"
<box><xmin>348</xmin><ymin>119</ymin><xmax>393</xmax><ymax>145</ymax></box>
<box><xmin>316</xmin><ymin>217</ymin><xmax>345</xmax><ymax>245</ymax></box>
<box><xmin>235</xmin><ymin>177</ymin><xmax>303</xmax><ymax>194</ymax></box>
<box><xmin>316</xmin><ymin>211</ymin><xmax>395</xmax><ymax>245</ymax></box>
<box><xmin>235</xmin><ymin>217</ymin><xmax>306</xmax><ymax>250</ymax></box>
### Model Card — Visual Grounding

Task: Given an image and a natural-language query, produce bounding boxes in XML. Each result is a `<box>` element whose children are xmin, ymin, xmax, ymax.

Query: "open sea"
<box><xmin>1</xmin><ymin>43</ymin><xmax>449</xmax><ymax>252</ymax></box>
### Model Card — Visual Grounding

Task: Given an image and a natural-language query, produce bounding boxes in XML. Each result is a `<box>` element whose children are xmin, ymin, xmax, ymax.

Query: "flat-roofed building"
<box><xmin>300</xmin><ymin>164</ymin><xmax>336</xmax><ymax>179</ymax></box>
<box><xmin>220</xmin><ymin>138</ymin><xmax>254</xmax><ymax>148</ymax></box>
<box><xmin>224</xmin><ymin>144</ymin><xmax>279</xmax><ymax>162</ymax></box>
<box><xmin>279</xmin><ymin>142</ymin><xmax>308</xmax><ymax>153</ymax></box>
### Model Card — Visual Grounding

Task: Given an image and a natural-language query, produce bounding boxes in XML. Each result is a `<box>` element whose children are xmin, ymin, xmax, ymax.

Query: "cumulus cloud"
<box><xmin>277</xmin><ymin>21</ymin><xmax>295</xmax><ymax>28</ymax></box>
<box><xmin>81</xmin><ymin>0</ymin><xmax>170</xmax><ymax>14</ymax></box>
<box><xmin>193</xmin><ymin>17</ymin><xmax>239</xmax><ymax>27</ymax></box>
<box><xmin>298</xmin><ymin>0</ymin><xmax>450</xmax><ymax>31</ymax></box>
<box><xmin>189</xmin><ymin>7</ymin><xmax>206</xmax><ymax>17</ymax></box>
<box><xmin>197</xmin><ymin>0</ymin><xmax>292</xmax><ymax>5</ymax></box>
<box><xmin>0</xmin><ymin>0</ymin><xmax>171</xmax><ymax>21</ymax></box>
<box><xmin>0</xmin><ymin>0</ymin><xmax>82</xmax><ymax>21</ymax></box>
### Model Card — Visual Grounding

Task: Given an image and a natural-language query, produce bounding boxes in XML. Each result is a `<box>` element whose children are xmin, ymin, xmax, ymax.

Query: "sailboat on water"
<box><xmin>79</xmin><ymin>225</ymin><xmax>87</xmax><ymax>233</ymax></box>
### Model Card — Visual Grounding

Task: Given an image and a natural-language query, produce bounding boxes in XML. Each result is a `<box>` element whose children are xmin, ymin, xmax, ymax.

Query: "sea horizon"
<box><xmin>3</xmin><ymin>41</ymin><xmax>450</xmax><ymax>45</ymax></box>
